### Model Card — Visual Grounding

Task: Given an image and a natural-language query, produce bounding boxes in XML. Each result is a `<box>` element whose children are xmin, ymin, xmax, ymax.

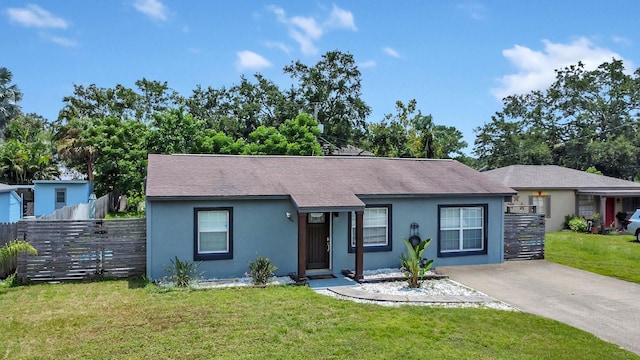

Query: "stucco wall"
<box><xmin>34</xmin><ymin>181</ymin><xmax>93</xmax><ymax>216</ymax></box>
<box><xmin>147</xmin><ymin>195</ymin><xmax>506</xmax><ymax>280</ymax></box>
<box><xmin>0</xmin><ymin>192</ymin><xmax>22</xmax><ymax>222</ymax></box>
<box><xmin>508</xmin><ymin>190</ymin><xmax>575</xmax><ymax>232</ymax></box>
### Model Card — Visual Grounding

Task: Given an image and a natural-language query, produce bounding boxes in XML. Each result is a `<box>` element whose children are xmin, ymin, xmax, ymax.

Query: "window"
<box><xmin>438</xmin><ymin>205</ymin><xmax>487</xmax><ymax>256</ymax></box>
<box><xmin>194</xmin><ymin>207</ymin><xmax>233</xmax><ymax>260</ymax></box>
<box><xmin>55</xmin><ymin>188</ymin><xmax>66</xmax><ymax>209</ymax></box>
<box><xmin>529</xmin><ymin>195</ymin><xmax>551</xmax><ymax>218</ymax></box>
<box><xmin>578</xmin><ymin>195</ymin><xmax>596</xmax><ymax>218</ymax></box>
<box><xmin>348</xmin><ymin>205</ymin><xmax>392</xmax><ymax>252</ymax></box>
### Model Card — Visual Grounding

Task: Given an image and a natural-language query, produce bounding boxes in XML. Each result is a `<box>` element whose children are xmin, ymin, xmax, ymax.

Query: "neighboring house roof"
<box><xmin>146</xmin><ymin>154</ymin><xmax>515</xmax><ymax>212</ymax></box>
<box><xmin>483</xmin><ymin>165</ymin><xmax>640</xmax><ymax>195</ymax></box>
<box><xmin>331</xmin><ymin>145</ymin><xmax>375</xmax><ymax>157</ymax></box>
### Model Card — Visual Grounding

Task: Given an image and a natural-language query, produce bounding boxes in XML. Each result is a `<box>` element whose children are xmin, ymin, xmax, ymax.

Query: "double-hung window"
<box><xmin>194</xmin><ymin>207</ymin><xmax>233</xmax><ymax>260</ymax></box>
<box><xmin>438</xmin><ymin>205</ymin><xmax>487</xmax><ymax>256</ymax></box>
<box><xmin>349</xmin><ymin>205</ymin><xmax>392</xmax><ymax>252</ymax></box>
<box><xmin>55</xmin><ymin>188</ymin><xmax>66</xmax><ymax>209</ymax></box>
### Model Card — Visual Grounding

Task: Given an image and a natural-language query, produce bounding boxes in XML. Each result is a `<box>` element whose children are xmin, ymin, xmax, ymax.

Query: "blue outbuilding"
<box><xmin>33</xmin><ymin>180</ymin><xmax>93</xmax><ymax>217</ymax></box>
<box><xmin>0</xmin><ymin>184</ymin><xmax>22</xmax><ymax>223</ymax></box>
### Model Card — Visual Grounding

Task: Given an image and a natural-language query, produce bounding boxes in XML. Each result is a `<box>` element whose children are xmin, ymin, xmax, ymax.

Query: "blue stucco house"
<box><xmin>33</xmin><ymin>180</ymin><xmax>93</xmax><ymax>217</ymax></box>
<box><xmin>0</xmin><ymin>184</ymin><xmax>22</xmax><ymax>223</ymax></box>
<box><xmin>145</xmin><ymin>154</ymin><xmax>515</xmax><ymax>282</ymax></box>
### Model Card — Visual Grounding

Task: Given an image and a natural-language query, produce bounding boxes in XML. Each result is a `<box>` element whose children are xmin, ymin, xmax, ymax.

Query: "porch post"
<box><xmin>355</xmin><ymin>210</ymin><xmax>364</xmax><ymax>281</ymax></box>
<box><xmin>297</xmin><ymin>212</ymin><xmax>307</xmax><ymax>282</ymax></box>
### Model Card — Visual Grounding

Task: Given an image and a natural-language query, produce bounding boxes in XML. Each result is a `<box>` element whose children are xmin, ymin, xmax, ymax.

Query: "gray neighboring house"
<box><xmin>145</xmin><ymin>154</ymin><xmax>515</xmax><ymax>281</ymax></box>
<box><xmin>483</xmin><ymin>165</ymin><xmax>640</xmax><ymax>232</ymax></box>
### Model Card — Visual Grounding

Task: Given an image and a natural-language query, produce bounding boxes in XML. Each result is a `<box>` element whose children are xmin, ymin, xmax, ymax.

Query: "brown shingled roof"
<box><xmin>146</xmin><ymin>154</ymin><xmax>515</xmax><ymax>211</ymax></box>
<box><xmin>483</xmin><ymin>165</ymin><xmax>640</xmax><ymax>190</ymax></box>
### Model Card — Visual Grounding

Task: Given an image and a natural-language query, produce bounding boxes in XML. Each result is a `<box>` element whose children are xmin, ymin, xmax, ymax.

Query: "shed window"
<box><xmin>438</xmin><ymin>205</ymin><xmax>488</xmax><ymax>257</ymax></box>
<box><xmin>55</xmin><ymin>188</ymin><xmax>66</xmax><ymax>209</ymax></box>
<box><xmin>194</xmin><ymin>207</ymin><xmax>233</xmax><ymax>260</ymax></box>
<box><xmin>348</xmin><ymin>205</ymin><xmax>392</xmax><ymax>252</ymax></box>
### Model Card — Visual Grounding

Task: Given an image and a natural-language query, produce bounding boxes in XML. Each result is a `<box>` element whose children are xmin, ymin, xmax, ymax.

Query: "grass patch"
<box><xmin>0</xmin><ymin>280</ymin><xmax>637</xmax><ymax>359</ymax></box>
<box><xmin>545</xmin><ymin>232</ymin><xmax>640</xmax><ymax>283</ymax></box>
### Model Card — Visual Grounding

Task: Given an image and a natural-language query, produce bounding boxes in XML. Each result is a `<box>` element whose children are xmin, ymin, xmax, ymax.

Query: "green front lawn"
<box><xmin>545</xmin><ymin>231</ymin><xmax>640</xmax><ymax>283</ymax></box>
<box><xmin>0</xmin><ymin>279</ymin><xmax>637</xmax><ymax>359</ymax></box>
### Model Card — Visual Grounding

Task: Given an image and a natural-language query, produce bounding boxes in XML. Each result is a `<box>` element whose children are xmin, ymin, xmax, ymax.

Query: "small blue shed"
<box><xmin>33</xmin><ymin>180</ymin><xmax>93</xmax><ymax>217</ymax></box>
<box><xmin>0</xmin><ymin>184</ymin><xmax>22</xmax><ymax>223</ymax></box>
<box><xmin>145</xmin><ymin>155</ymin><xmax>516</xmax><ymax>282</ymax></box>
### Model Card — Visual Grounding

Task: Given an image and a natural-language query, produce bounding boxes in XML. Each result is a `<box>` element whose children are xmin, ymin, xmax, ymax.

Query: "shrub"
<box><xmin>568</xmin><ymin>216</ymin><xmax>588</xmax><ymax>233</ymax></box>
<box><xmin>164</xmin><ymin>256</ymin><xmax>200</xmax><ymax>287</ymax></box>
<box><xmin>399</xmin><ymin>238</ymin><xmax>433</xmax><ymax>288</ymax></box>
<box><xmin>248</xmin><ymin>254</ymin><xmax>277</xmax><ymax>286</ymax></box>
<box><xmin>0</xmin><ymin>240</ymin><xmax>37</xmax><ymax>279</ymax></box>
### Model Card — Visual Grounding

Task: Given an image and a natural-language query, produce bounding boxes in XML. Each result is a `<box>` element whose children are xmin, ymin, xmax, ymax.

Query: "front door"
<box><xmin>306</xmin><ymin>212</ymin><xmax>330</xmax><ymax>269</ymax></box>
<box><xmin>606</xmin><ymin>197</ymin><xmax>616</xmax><ymax>227</ymax></box>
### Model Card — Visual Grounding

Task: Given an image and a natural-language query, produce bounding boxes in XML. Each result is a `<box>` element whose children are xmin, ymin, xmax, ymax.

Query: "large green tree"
<box><xmin>474</xmin><ymin>59</ymin><xmax>640</xmax><ymax>178</ymax></box>
<box><xmin>0</xmin><ymin>67</ymin><xmax>23</xmax><ymax>136</ymax></box>
<box><xmin>284</xmin><ymin>50</ymin><xmax>371</xmax><ymax>148</ymax></box>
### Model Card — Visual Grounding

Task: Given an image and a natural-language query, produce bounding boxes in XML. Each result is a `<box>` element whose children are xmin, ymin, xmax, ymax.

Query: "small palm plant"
<box><xmin>164</xmin><ymin>256</ymin><xmax>200</xmax><ymax>287</ymax></box>
<box><xmin>248</xmin><ymin>254</ymin><xmax>278</xmax><ymax>286</ymax></box>
<box><xmin>0</xmin><ymin>240</ymin><xmax>37</xmax><ymax>278</ymax></box>
<box><xmin>399</xmin><ymin>237</ymin><xmax>433</xmax><ymax>288</ymax></box>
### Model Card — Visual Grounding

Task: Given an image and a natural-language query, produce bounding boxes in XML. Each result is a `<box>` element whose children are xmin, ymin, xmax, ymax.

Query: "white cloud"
<box><xmin>236</xmin><ymin>50</ymin><xmax>272</xmax><ymax>71</ymax></box>
<box><xmin>264</xmin><ymin>41</ymin><xmax>291</xmax><ymax>54</ymax></box>
<box><xmin>358</xmin><ymin>60</ymin><xmax>376</xmax><ymax>68</ymax></box>
<box><xmin>612</xmin><ymin>36</ymin><xmax>631</xmax><ymax>46</ymax></box>
<box><xmin>6</xmin><ymin>4</ymin><xmax>68</xmax><ymax>28</ymax></box>
<box><xmin>457</xmin><ymin>3</ymin><xmax>487</xmax><ymax>20</ymax></box>
<box><xmin>383</xmin><ymin>47</ymin><xmax>401</xmax><ymax>58</ymax></box>
<box><xmin>269</xmin><ymin>5</ymin><xmax>356</xmax><ymax>56</ymax></box>
<box><xmin>134</xmin><ymin>0</ymin><xmax>168</xmax><ymax>22</ymax></box>
<box><xmin>491</xmin><ymin>37</ymin><xmax>626</xmax><ymax>100</ymax></box>
<box><xmin>324</xmin><ymin>4</ymin><xmax>357</xmax><ymax>31</ymax></box>
<box><xmin>46</xmin><ymin>35</ymin><xmax>77</xmax><ymax>47</ymax></box>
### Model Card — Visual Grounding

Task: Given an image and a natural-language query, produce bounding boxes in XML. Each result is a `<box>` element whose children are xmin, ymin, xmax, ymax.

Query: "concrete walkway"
<box><xmin>440</xmin><ymin>260</ymin><xmax>640</xmax><ymax>355</ymax></box>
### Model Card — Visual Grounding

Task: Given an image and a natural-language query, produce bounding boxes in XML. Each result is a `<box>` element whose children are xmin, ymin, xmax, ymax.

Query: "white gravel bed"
<box><xmin>176</xmin><ymin>268</ymin><xmax>515</xmax><ymax>310</ymax></box>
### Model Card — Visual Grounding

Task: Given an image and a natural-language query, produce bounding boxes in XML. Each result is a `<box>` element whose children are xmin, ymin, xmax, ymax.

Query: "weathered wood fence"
<box><xmin>16</xmin><ymin>218</ymin><xmax>146</xmax><ymax>282</ymax></box>
<box><xmin>504</xmin><ymin>213</ymin><xmax>545</xmax><ymax>260</ymax></box>
<box><xmin>38</xmin><ymin>192</ymin><xmax>116</xmax><ymax>220</ymax></box>
<box><xmin>0</xmin><ymin>222</ymin><xmax>20</xmax><ymax>278</ymax></box>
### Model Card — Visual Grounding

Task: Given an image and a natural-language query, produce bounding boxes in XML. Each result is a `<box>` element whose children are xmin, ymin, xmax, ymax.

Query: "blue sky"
<box><xmin>3</xmin><ymin>1</ymin><xmax>640</xmax><ymax>153</ymax></box>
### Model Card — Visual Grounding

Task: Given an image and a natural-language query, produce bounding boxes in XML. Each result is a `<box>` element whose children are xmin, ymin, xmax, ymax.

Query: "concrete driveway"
<box><xmin>440</xmin><ymin>260</ymin><xmax>640</xmax><ymax>355</ymax></box>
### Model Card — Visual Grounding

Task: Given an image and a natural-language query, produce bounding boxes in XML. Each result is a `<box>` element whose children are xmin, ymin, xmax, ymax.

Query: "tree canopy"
<box><xmin>474</xmin><ymin>59</ymin><xmax>640</xmax><ymax>178</ymax></box>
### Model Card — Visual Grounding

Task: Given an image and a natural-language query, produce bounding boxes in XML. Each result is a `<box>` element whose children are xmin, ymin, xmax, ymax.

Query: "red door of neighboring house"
<box><xmin>606</xmin><ymin>197</ymin><xmax>616</xmax><ymax>227</ymax></box>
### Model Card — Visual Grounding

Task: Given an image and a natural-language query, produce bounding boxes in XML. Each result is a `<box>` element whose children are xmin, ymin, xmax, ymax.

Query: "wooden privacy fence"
<box><xmin>16</xmin><ymin>219</ymin><xmax>146</xmax><ymax>282</ymax></box>
<box><xmin>504</xmin><ymin>213</ymin><xmax>545</xmax><ymax>260</ymax></box>
<box><xmin>38</xmin><ymin>192</ymin><xmax>116</xmax><ymax>220</ymax></box>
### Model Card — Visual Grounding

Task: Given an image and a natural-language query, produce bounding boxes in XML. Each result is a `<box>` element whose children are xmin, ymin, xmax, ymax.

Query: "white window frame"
<box><xmin>194</xmin><ymin>208</ymin><xmax>232</xmax><ymax>260</ymax></box>
<box><xmin>350</xmin><ymin>206</ymin><xmax>390</xmax><ymax>248</ymax></box>
<box><xmin>439</xmin><ymin>206</ymin><xmax>485</xmax><ymax>253</ymax></box>
<box><xmin>529</xmin><ymin>195</ymin><xmax>551</xmax><ymax>218</ymax></box>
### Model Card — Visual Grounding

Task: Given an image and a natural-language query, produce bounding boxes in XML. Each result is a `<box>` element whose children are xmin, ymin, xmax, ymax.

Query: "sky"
<box><xmin>3</xmin><ymin>1</ymin><xmax>640</xmax><ymax>154</ymax></box>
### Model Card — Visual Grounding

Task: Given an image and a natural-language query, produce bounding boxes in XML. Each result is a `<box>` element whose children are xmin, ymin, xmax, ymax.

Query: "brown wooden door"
<box><xmin>306</xmin><ymin>213</ymin><xmax>329</xmax><ymax>269</ymax></box>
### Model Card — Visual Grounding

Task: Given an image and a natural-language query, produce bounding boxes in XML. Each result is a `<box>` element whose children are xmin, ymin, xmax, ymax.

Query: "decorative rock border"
<box><xmin>328</xmin><ymin>286</ymin><xmax>496</xmax><ymax>304</ymax></box>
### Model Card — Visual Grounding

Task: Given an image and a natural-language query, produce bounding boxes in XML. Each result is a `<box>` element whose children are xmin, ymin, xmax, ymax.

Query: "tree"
<box><xmin>57</xmin><ymin>80</ymin><xmax>184</xmax><ymax>124</ymax></box>
<box><xmin>474</xmin><ymin>59</ymin><xmax>640</xmax><ymax>178</ymax></box>
<box><xmin>0</xmin><ymin>67</ymin><xmax>23</xmax><ymax>136</ymax></box>
<box><xmin>242</xmin><ymin>113</ymin><xmax>322</xmax><ymax>156</ymax></box>
<box><xmin>284</xmin><ymin>50</ymin><xmax>371</xmax><ymax>148</ymax></box>
<box><xmin>147</xmin><ymin>108</ymin><xmax>216</xmax><ymax>154</ymax></box>
<box><xmin>82</xmin><ymin>116</ymin><xmax>147</xmax><ymax>196</ymax></box>
<box><xmin>366</xmin><ymin>99</ymin><xmax>467</xmax><ymax>159</ymax></box>
<box><xmin>0</xmin><ymin>114</ymin><xmax>57</xmax><ymax>184</ymax></box>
